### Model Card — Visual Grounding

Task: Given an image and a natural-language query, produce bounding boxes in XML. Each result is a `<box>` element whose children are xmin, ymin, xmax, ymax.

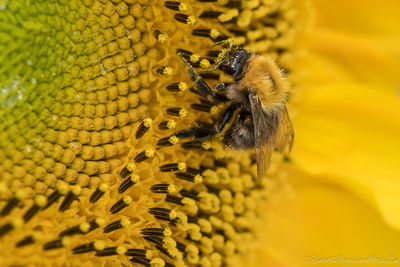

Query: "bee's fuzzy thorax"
<box><xmin>241</xmin><ymin>55</ymin><xmax>290</xmax><ymax>112</ymax></box>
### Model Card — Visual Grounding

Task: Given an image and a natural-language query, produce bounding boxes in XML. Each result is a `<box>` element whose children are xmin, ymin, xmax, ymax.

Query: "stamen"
<box><xmin>118</xmin><ymin>174</ymin><xmax>139</xmax><ymax>194</ymax></box>
<box><xmin>148</xmin><ymin>207</ymin><xmax>177</xmax><ymax>221</ymax></box>
<box><xmin>192</xmin><ymin>28</ymin><xmax>220</xmax><ymax>39</ymax></box>
<box><xmin>225</xmin><ymin>1</ymin><xmax>241</xmax><ymax>8</ymax></box>
<box><xmin>165</xmin><ymin>195</ymin><xmax>184</xmax><ymax>206</ymax></box>
<box><xmin>180</xmin><ymin>189</ymin><xmax>199</xmax><ymax>200</ymax></box>
<box><xmin>153</xmin><ymin>30</ymin><xmax>168</xmax><ymax>43</ymax></box>
<box><xmin>175</xmin><ymin>172</ymin><xmax>203</xmax><ymax>183</ymax></box>
<box><xmin>181</xmin><ymin>140</ymin><xmax>211</xmax><ymax>150</ymax></box>
<box><xmin>87</xmin><ymin>218</ymin><xmax>106</xmax><ymax>233</ymax></box>
<box><xmin>191</xmin><ymin>103</ymin><xmax>215</xmax><ymax>113</ymax></box>
<box><xmin>158</xmin><ymin>120</ymin><xmax>177</xmax><ymax>130</ymax></box>
<box><xmin>23</xmin><ymin>195</ymin><xmax>47</xmax><ymax>222</ymax></box>
<box><xmin>157</xmin><ymin>66</ymin><xmax>173</xmax><ymax>77</ymax></box>
<box><xmin>126</xmin><ymin>249</ymin><xmax>153</xmax><ymax>259</ymax></box>
<box><xmin>166</xmin><ymin>107</ymin><xmax>188</xmax><ymax>118</ymax></box>
<box><xmin>90</xmin><ymin>183</ymin><xmax>109</xmax><ymax>203</ymax></box>
<box><xmin>16</xmin><ymin>231</ymin><xmax>42</xmax><ymax>247</ymax></box>
<box><xmin>174</xmin><ymin>14</ymin><xmax>196</xmax><ymax>25</ymax></box>
<box><xmin>164</xmin><ymin>1</ymin><xmax>188</xmax><ymax>12</ymax></box>
<box><xmin>120</xmin><ymin>162</ymin><xmax>136</xmax><ymax>179</ymax></box>
<box><xmin>136</xmin><ymin>118</ymin><xmax>153</xmax><ymax>139</ymax></box>
<box><xmin>43</xmin><ymin>237</ymin><xmax>71</xmax><ymax>250</ymax></box>
<box><xmin>166</xmin><ymin>82</ymin><xmax>188</xmax><ymax>92</ymax></box>
<box><xmin>159</xmin><ymin>162</ymin><xmax>187</xmax><ymax>172</ymax></box>
<box><xmin>44</xmin><ymin>181</ymin><xmax>69</xmax><ymax>209</ymax></box>
<box><xmin>72</xmin><ymin>241</ymin><xmax>105</xmax><ymax>254</ymax></box>
<box><xmin>130</xmin><ymin>257</ymin><xmax>151</xmax><ymax>266</ymax></box>
<box><xmin>103</xmin><ymin>218</ymin><xmax>131</xmax><ymax>233</ymax></box>
<box><xmin>1</xmin><ymin>189</ymin><xmax>25</xmax><ymax>216</ymax></box>
<box><xmin>141</xmin><ymin>227</ymin><xmax>172</xmax><ymax>237</ymax></box>
<box><xmin>0</xmin><ymin>218</ymin><xmax>23</xmax><ymax>237</ymax></box>
<box><xmin>110</xmin><ymin>196</ymin><xmax>132</xmax><ymax>214</ymax></box>
<box><xmin>59</xmin><ymin>186</ymin><xmax>82</xmax><ymax>212</ymax></box>
<box><xmin>59</xmin><ymin>222</ymin><xmax>90</xmax><ymax>237</ymax></box>
<box><xmin>157</xmin><ymin>136</ymin><xmax>180</xmax><ymax>147</ymax></box>
<box><xmin>151</xmin><ymin>184</ymin><xmax>176</xmax><ymax>194</ymax></box>
<box><xmin>95</xmin><ymin>246</ymin><xmax>127</xmax><ymax>257</ymax></box>
<box><xmin>134</xmin><ymin>149</ymin><xmax>155</xmax><ymax>163</ymax></box>
<box><xmin>199</xmin><ymin>11</ymin><xmax>222</xmax><ymax>19</ymax></box>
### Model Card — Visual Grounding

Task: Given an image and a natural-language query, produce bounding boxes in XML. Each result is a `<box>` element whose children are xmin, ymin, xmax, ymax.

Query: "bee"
<box><xmin>175</xmin><ymin>40</ymin><xmax>294</xmax><ymax>183</ymax></box>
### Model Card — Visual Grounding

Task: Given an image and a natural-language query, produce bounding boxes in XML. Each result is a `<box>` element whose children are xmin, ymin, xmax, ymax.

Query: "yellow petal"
<box><xmin>246</xmin><ymin>167</ymin><xmax>400</xmax><ymax>267</ymax></box>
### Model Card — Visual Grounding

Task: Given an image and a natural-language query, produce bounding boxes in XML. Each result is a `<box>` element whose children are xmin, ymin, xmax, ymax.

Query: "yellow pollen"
<box><xmin>167</xmin><ymin>119</ymin><xmax>177</xmax><ymax>129</ymax></box>
<box><xmin>168</xmin><ymin>136</ymin><xmax>180</xmax><ymax>145</ymax></box>
<box><xmin>35</xmin><ymin>195</ymin><xmax>47</xmax><ymax>207</ymax></box>
<box><xmin>117</xmin><ymin>246</ymin><xmax>127</xmax><ymax>255</ymax></box>
<box><xmin>200</xmin><ymin>59</ymin><xmax>211</xmax><ymax>68</ymax></box>
<box><xmin>162</xmin><ymin>67</ymin><xmax>173</xmax><ymax>76</ymax></box>
<box><xmin>186</xmin><ymin>16</ymin><xmax>196</xmax><ymax>25</ymax></box>
<box><xmin>79</xmin><ymin>223</ymin><xmax>91</xmax><ymax>233</ymax></box>
<box><xmin>178</xmin><ymin>82</ymin><xmax>188</xmax><ymax>91</ymax></box>
<box><xmin>143</xmin><ymin>117</ymin><xmax>153</xmax><ymax>127</ymax></box>
<box><xmin>179</xmin><ymin>3</ymin><xmax>188</xmax><ymax>12</ymax></box>
<box><xmin>209</xmin><ymin>28</ymin><xmax>220</xmax><ymax>39</ymax></box>
<box><xmin>167</xmin><ymin>184</ymin><xmax>176</xmax><ymax>193</ymax></box>
<box><xmin>126</xmin><ymin>162</ymin><xmax>136</xmax><ymax>172</ymax></box>
<box><xmin>189</xmin><ymin>54</ymin><xmax>200</xmax><ymax>63</ymax></box>
<box><xmin>99</xmin><ymin>183</ymin><xmax>109</xmax><ymax>192</ymax></box>
<box><xmin>179</xmin><ymin>109</ymin><xmax>188</xmax><ymax>118</ymax></box>
<box><xmin>145</xmin><ymin>148</ymin><xmax>155</xmax><ymax>158</ymax></box>
<box><xmin>157</xmin><ymin>33</ymin><xmax>168</xmax><ymax>43</ymax></box>
<box><xmin>201</xmin><ymin>141</ymin><xmax>211</xmax><ymax>150</ymax></box>
<box><xmin>150</xmin><ymin>257</ymin><xmax>165</xmax><ymax>267</ymax></box>
<box><xmin>94</xmin><ymin>241</ymin><xmax>105</xmax><ymax>251</ymax></box>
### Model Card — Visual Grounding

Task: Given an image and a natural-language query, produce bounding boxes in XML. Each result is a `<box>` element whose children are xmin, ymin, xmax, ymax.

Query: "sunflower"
<box><xmin>1</xmin><ymin>0</ymin><xmax>399</xmax><ymax>266</ymax></box>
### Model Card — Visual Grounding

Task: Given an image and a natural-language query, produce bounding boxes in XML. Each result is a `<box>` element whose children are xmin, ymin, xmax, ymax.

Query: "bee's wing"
<box><xmin>275</xmin><ymin>105</ymin><xmax>294</xmax><ymax>153</ymax></box>
<box><xmin>248</xmin><ymin>94</ymin><xmax>278</xmax><ymax>184</ymax></box>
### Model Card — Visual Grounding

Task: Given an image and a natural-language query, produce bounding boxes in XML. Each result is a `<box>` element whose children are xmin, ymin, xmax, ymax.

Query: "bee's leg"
<box><xmin>178</xmin><ymin>53</ymin><xmax>228</xmax><ymax>102</ymax></box>
<box><xmin>216</xmin><ymin>104</ymin><xmax>237</xmax><ymax>133</ymax></box>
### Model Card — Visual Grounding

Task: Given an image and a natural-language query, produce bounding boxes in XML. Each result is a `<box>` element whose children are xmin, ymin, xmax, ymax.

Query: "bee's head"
<box><xmin>219</xmin><ymin>49</ymin><xmax>252</xmax><ymax>80</ymax></box>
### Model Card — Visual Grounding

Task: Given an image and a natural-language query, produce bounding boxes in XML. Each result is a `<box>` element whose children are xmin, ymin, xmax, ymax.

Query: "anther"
<box><xmin>0</xmin><ymin>189</ymin><xmax>26</xmax><ymax>216</ymax></box>
<box><xmin>197</xmin><ymin>0</ymin><xmax>218</xmax><ymax>2</ymax></box>
<box><xmin>165</xmin><ymin>195</ymin><xmax>184</xmax><ymax>206</ymax></box>
<box><xmin>16</xmin><ymin>232</ymin><xmax>42</xmax><ymax>247</ymax></box>
<box><xmin>134</xmin><ymin>149</ymin><xmax>155</xmax><ymax>163</ymax></box>
<box><xmin>192</xmin><ymin>28</ymin><xmax>220</xmax><ymax>39</ymax></box>
<box><xmin>44</xmin><ymin>181</ymin><xmax>69</xmax><ymax>209</ymax></box>
<box><xmin>88</xmin><ymin>218</ymin><xmax>106</xmax><ymax>233</ymax></box>
<box><xmin>157</xmin><ymin>136</ymin><xmax>179</xmax><ymax>147</ymax></box>
<box><xmin>118</xmin><ymin>174</ymin><xmax>139</xmax><ymax>194</ymax></box>
<box><xmin>175</xmin><ymin>172</ymin><xmax>203</xmax><ymax>183</ymax></box>
<box><xmin>126</xmin><ymin>249</ymin><xmax>153</xmax><ymax>259</ymax></box>
<box><xmin>120</xmin><ymin>162</ymin><xmax>136</xmax><ymax>179</ymax></box>
<box><xmin>180</xmin><ymin>189</ymin><xmax>199</xmax><ymax>200</ymax></box>
<box><xmin>166</xmin><ymin>108</ymin><xmax>187</xmax><ymax>118</ymax></box>
<box><xmin>59</xmin><ymin>185</ymin><xmax>82</xmax><ymax>212</ymax></box>
<box><xmin>103</xmin><ymin>218</ymin><xmax>131</xmax><ymax>233</ymax></box>
<box><xmin>72</xmin><ymin>241</ymin><xmax>105</xmax><ymax>254</ymax></box>
<box><xmin>225</xmin><ymin>1</ymin><xmax>242</xmax><ymax>8</ymax></box>
<box><xmin>164</xmin><ymin>1</ymin><xmax>187</xmax><ymax>11</ymax></box>
<box><xmin>0</xmin><ymin>218</ymin><xmax>23</xmax><ymax>238</ymax></box>
<box><xmin>43</xmin><ymin>237</ymin><xmax>71</xmax><ymax>250</ymax></box>
<box><xmin>148</xmin><ymin>207</ymin><xmax>177</xmax><ymax>221</ymax></box>
<box><xmin>131</xmin><ymin>257</ymin><xmax>151</xmax><ymax>266</ymax></box>
<box><xmin>158</xmin><ymin>120</ymin><xmax>177</xmax><ymax>130</ymax></box>
<box><xmin>59</xmin><ymin>222</ymin><xmax>91</xmax><ymax>237</ymax></box>
<box><xmin>110</xmin><ymin>196</ymin><xmax>132</xmax><ymax>214</ymax></box>
<box><xmin>153</xmin><ymin>30</ymin><xmax>168</xmax><ymax>43</ymax></box>
<box><xmin>200</xmin><ymin>11</ymin><xmax>222</xmax><ymax>18</ymax></box>
<box><xmin>23</xmin><ymin>195</ymin><xmax>47</xmax><ymax>222</ymax></box>
<box><xmin>174</xmin><ymin>14</ymin><xmax>196</xmax><ymax>25</ymax></box>
<box><xmin>141</xmin><ymin>227</ymin><xmax>172</xmax><ymax>237</ymax></box>
<box><xmin>151</xmin><ymin>184</ymin><xmax>176</xmax><ymax>194</ymax></box>
<box><xmin>159</xmin><ymin>162</ymin><xmax>186</xmax><ymax>172</ymax></box>
<box><xmin>191</xmin><ymin>103</ymin><xmax>215</xmax><ymax>113</ymax></box>
<box><xmin>136</xmin><ymin>118</ymin><xmax>153</xmax><ymax>139</ymax></box>
<box><xmin>157</xmin><ymin>66</ymin><xmax>173</xmax><ymax>77</ymax></box>
<box><xmin>181</xmin><ymin>140</ymin><xmax>211</xmax><ymax>150</ymax></box>
<box><xmin>90</xmin><ymin>183</ymin><xmax>109</xmax><ymax>203</ymax></box>
<box><xmin>166</xmin><ymin>82</ymin><xmax>188</xmax><ymax>92</ymax></box>
<box><xmin>95</xmin><ymin>246</ymin><xmax>127</xmax><ymax>257</ymax></box>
